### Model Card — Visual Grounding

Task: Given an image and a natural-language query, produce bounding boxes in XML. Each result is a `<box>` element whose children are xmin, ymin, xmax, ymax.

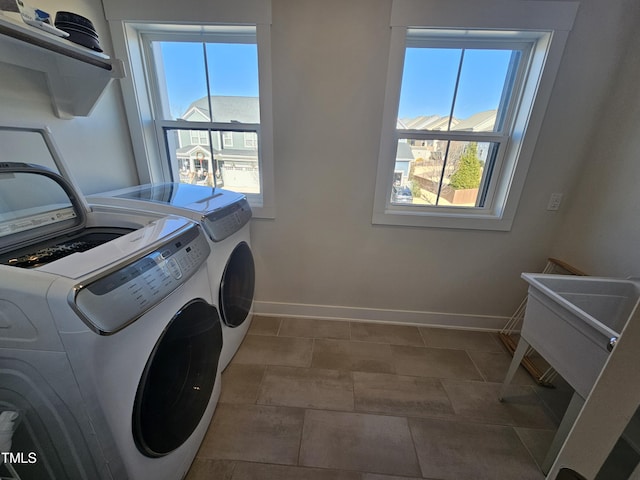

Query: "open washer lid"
<box><xmin>0</xmin><ymin>162</ymin><xmax>88</xmax><ymax>255</ymax></box>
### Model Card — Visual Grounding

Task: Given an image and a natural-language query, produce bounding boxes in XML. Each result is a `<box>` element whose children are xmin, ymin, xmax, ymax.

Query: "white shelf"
<box><xmin>0</xmin><ymin>12</ymin><xmax>124</xmax><ymax>118</ymax></box>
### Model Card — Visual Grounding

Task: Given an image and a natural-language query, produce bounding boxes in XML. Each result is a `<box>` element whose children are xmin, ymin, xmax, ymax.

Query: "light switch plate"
<box><xmin>547</xmin><ymin>193</ymin><xmax>563</xmax><ymax>211</ymax></box>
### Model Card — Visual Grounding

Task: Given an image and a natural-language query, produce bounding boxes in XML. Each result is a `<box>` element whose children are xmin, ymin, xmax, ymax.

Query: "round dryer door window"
<box><xmin>133</xmin><ymin>299</ymin><xmax>222</xmax><ymax>457</ymax></box>
<box><xmin>219</xmin><ymin>241</ymin><xmax>255</xmax><ymax>328</ymax></box>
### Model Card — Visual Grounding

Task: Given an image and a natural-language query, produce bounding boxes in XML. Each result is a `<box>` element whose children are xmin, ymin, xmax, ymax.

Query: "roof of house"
<box><xmin>182</xmin><ymin>96</ymin><xmax>260</xmax><ymax>123</ymax></box>
<box><xmin>399</xmin><ymin>115</ymin><xmax>460</xmax><ymax>131</ymax></box>
<box><xmin>399</xmin><ymin>110</ymin><xmax>496</xmax><ymax>132</ymax></box>
<box><xmin>401</xmin><ymin>115</ymin><xmax>441</xmax><ymax>129</ymax></box>
<box><xmin>452</xmin><ymin>110</ymin><xmax>497</xmax><ymax>132</ymax></box>
<box><xmin>175</xmin><ymin>144</ymin><xmax>257</xmax><ymax>159</ymax></box>
<box><xmin>176</xmin><ymin>145</ymin><xmax>212</xmax><ymax>156</ymax></box>
<box><xmin>396</xmin><ymin>141</ymin><xmax>414</xmax><ymax>161</ymax></box>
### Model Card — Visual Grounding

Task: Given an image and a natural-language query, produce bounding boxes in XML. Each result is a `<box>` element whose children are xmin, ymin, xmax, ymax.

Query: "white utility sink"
<box><xmin>516</xmin><ymin>273</ymin><xmax>640</xmax><ymax>398</ymax></box>
<box><xmin>500</xmin><ymin>273</ymin><xmax>640</xmax><ymax>474</ymax></box>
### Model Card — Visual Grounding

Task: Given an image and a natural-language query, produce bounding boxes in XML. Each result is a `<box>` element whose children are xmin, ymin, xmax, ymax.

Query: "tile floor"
<box><xmin>186</xmin><ymin>316</ymin><xmax>577</xmax><ymax>480</ymax></box>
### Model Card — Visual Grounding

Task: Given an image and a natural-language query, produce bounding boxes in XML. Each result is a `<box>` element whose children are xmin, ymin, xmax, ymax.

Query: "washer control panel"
<box><xmin>74</xmin><ymin>224</ymin><xmax>210</xmax><ymax>334</ymax></box>
<box><xmin>202</xmin><ymin>198</ymin><xmax>251</xmax><ymax>242</ymax></box>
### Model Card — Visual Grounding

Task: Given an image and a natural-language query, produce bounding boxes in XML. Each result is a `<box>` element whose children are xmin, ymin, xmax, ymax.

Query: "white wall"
<box><xmin>0</xmin><ymin>0</ymin><xmax>138</xmax><ymax>194</ymax></box>
<box><xmin>551</xmin><ymin>6</ymin><xmax>640</xmax><ymax>278</ymax></box>
<box><xmin>544</xmin><ymin>18</ymin><xmax>640</xmax><ymax>472</ymax></box>
<box><xmin>251</xmin><ymin>0</ymin><xmax>637</xmax><ymax>327</ymax></box>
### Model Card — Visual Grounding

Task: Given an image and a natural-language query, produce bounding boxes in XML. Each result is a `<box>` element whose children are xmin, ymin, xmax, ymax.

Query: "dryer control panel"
<box><xmin>73</xmin><ymin>224</ymin><xmax>210</xmax><ymax>335</ymax></box>
<box><xmin>201</xmin><ymin>198</ymin><xmax>252</xmax><ymax>242</ymax></box>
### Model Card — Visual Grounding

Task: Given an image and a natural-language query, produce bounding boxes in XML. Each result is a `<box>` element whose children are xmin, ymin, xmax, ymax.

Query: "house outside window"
<box><xmin>373</xmin><ymin>0</ymin><xmax>578</xmax><ymax>230</ymax></box>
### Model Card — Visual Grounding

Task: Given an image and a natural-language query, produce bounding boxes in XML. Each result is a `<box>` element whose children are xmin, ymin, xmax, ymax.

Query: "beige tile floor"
<box><xmin>187</xmin><ymin>316</ymin><xmax>577</xmax><ymax>480</ymax></box>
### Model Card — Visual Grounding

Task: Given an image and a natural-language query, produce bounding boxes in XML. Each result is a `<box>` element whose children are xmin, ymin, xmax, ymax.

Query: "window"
<box><xmin>108</xmin><ymin>18</ymin><xmax>275</xmax><ymax>218</ymax></box>
<box><xmin>393</xmin><ymin>31</ymin><xmax>528</xmax><ymax>208</ymax></box>
<box><xmin>190</xmin><ymin>130</ymin><xmax>209</xmax><ymax>145</ymax></box>
<box><xmin>373</xmin><ymin>0</ymin><xmax>578</xmax><ymax>230</ymax></box>
<box><xmin>222</xmin><ymin>131</ymin><xmax>233</xmax><ymax>148</ymax></box>
<box><xmin>244</xmin><ymin>132</ymin><xmax>258</xmax><ymax>149</ymax></box>
<box><xmin>145</xmin><ymin>29</ymin><xmax>262</xmax><ymax>193</ymax></box>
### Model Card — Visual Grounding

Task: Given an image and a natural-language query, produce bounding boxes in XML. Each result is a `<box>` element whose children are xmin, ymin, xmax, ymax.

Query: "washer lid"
<box><xmin>0</xmin><ymin>162</ymin><xmax>87</xmax><ymax>255</ymax></box>
<box><xmin>109</xmin><ymin>182</ymin><xmax>246</xmax><ymax>212</ymax></box>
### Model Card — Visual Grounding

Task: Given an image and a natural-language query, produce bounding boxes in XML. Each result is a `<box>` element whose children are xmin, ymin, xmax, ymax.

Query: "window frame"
<box><xmin>144</xmin><ymin>28</ymin><xmax>265</xmax><ymax>204</ymax></box>
<box><xmin>107</xmin><ymin>19</ymin><xmax>275</xmax><ymax>218</ymax></box>
<box><xmin>393</xmin><ymin>33</ymin><xmax>534</xmax><ymax>213</ymax></box>
<box><xmin>373</xmin><ymin>0</ymin><xmax>578</xmax><ymax>231</ymax></box>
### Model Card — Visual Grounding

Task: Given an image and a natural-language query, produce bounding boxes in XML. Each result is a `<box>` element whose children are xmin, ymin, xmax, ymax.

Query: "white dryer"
<box><xmin>0</xmin><ymin>163</ymin><xmax>223</xmax><ymax>480</ymax></box>
<box><xmin>88</xmin><ymin>183</ymin><xmax>256</xmax><ymax>371</ymax></box>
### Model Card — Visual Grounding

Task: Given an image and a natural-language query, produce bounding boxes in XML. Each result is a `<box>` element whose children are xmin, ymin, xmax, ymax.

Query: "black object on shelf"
<box><xmin>54</xmin><ymin>11</ymin><xmax>102</xmax><ymax>52</ymax></box>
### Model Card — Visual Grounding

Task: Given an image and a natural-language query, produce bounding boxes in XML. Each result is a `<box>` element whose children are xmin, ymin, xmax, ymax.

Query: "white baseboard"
<box><xmin>253</xmin><ymin>301</ymin><xmax>509</xmax><ymax>332</ymax></box>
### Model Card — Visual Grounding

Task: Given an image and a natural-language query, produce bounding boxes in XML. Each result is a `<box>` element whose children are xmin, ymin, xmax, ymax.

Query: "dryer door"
<box><xmin>132</xmin><ymin>299</ymin><xmax>222</xmax><ymax>457</ymax></box>
<box><xmin>219</xmin><ymin>241</ymin><xmax>255</xmax><ymax>328</ymax></box>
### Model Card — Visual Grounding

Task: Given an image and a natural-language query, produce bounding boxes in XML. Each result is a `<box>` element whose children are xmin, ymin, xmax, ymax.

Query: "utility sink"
<box><xmin>513</xmin><ymin>273</ymin><xmax>640</xmax><ymax>398</ymax></box>
<box><xmin>500</xmin><ymin>273</ymin><xmax>640</xmax><ymax>474</ymax></box>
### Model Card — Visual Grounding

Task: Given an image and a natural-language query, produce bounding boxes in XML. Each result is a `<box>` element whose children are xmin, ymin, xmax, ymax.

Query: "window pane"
<box><xmin>451</xmin><ymin>49</ymin><xmax>517</xmax><ymax>132</ymax></box>
<box><xmin>201</xmin><ymin>96</ymin><xmax>260</xmax><ymax>124</ymax></box>
<box><xmin>206</xmin><ymin>43</ymin><xmax>260</xmax><ymax>123</ymax></box>
<box><xmin>437</xmin><ymin>141</ymin><xmax>485</xmax><ymax>206</ymax></box>
<box><xmin>398</xmin><ymin>47</ymin><xmax>519</xmax><ymax>133</ymax></box>
<box><xmin>157</xmin><ymin>42</ymin><xmax>208</xmax><ymax>120</ymax></box>
<box><xmin>165</xmin><ymin>129</ymin><xmax>260</xmax><ymax>194</ymax></box>
<box><xmin>392</xmin><ymin>139</ymin><xmax>496</xmax><ymax>207</ymax></box>
<box><xmin>206</xmin><ymin>43</ymin><xmax>259</xmax><ymax>97</ymax></box>
<box><xmin>398</xmin><ymin>48</ymin><xmax>460</xmax><ymax>130</ymax></box>
<box><xmin>155</xmin><ymin>41</ymin><xmax>260</xmax><ymax>122</ymax></box>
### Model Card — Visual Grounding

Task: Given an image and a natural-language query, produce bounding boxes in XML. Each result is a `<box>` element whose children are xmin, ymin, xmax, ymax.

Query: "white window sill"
<box><xmin>248</xmin><ymin>203</ymin><xmax>275</xmax><ymax>219</ymax></box>
<box><xmin>245</xmin><ymin>192</ymin><xmax>275</xmax><ymax>219</ymax></box>
<box><xmin>372</xmin><ymin>207</ymin><xmax>514</xmax><ymax>231</ymax></box>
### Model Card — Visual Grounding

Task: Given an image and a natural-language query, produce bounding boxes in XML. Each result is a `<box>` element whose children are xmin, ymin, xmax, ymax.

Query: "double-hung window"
<box><xmin>106</xmin><ymin>8</ymin><xmax>274</xmax><ymax>218</ymax></box>
<box><xmin>374</xmin><ymin>0</ymin><xmax>578</xmax><ymax>230</ymax></box>
<box><xmin>144</xmin><ymin>28</ymin><xmax>263</xmax><ymax>194</ymax></box>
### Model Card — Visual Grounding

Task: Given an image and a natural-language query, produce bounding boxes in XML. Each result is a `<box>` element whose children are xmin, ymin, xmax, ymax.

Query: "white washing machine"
<box><xmin>88</xmin><ymin>183</ymin><xmax>256</xmax><ymax>371</ymax></box>
<box><xmin>0</xmin><ymin>162</ymin><xmax>223</xmax><ymax>480</ymax></box>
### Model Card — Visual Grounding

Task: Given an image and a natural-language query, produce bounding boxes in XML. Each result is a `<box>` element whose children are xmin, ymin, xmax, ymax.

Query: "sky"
<box><xmin>398</xmin><ymin>48</ymin><xmax>514</xmax><ymax>120</ymax></box>
<box><xmin>158</xmin><ymin>41</ymin><xmax>513</xmax><ymax>122</ymax></box>
<box><xmin>160</xmin><ymin>42</ymin><xmax>259</xmax><ymax>119</ymax></box>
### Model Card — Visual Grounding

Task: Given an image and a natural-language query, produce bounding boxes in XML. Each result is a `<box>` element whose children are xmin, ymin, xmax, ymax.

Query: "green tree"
<box><xmin>449</xmin><ymin>142</ymin><xmax>483</xmax><ymax>189</ymax></box>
